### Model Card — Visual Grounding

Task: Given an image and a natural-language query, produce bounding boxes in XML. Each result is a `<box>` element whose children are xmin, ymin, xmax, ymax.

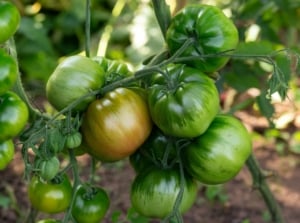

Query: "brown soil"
<box><xmin>1</xmin><ymin>90</ymin><xmax>300</xmax><ymax>223</ymax></box>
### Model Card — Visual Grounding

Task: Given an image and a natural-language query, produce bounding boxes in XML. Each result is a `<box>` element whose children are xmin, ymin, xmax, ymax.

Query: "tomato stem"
<box><xmin>4</xmin><ymin>38</ymin><xmax>49</xmax><ymax>121</ymax></box>
<box><xmin>85</xmin><ymin>0</ymin><xmax>91</xmax><ymax>57</ymax></box>
<box><xmin>246</xmin><ymin>153</ymin><xmax>285</xmax><ymax>223</ymax></box>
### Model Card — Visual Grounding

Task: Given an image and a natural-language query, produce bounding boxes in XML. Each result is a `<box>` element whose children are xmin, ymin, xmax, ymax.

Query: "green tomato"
<box><xmin>65</xmin><ymin>131</ymin><xmax>82</xmax><ymax>149</ymax></box>
<box><xmin>148</xmin><ymin>64</ymin><xmax>219</xmax><ymax>138</ymax></box>
<box><xmin>0</xmin><ymin>139</ymin><xmax>14</xmax><ymax>170</ymax></box>
<box><xmin>38</xmin><ymin>157</ymin><xmax>60</xmax><ymax>181</ymax></box>
<box><xmin>130</xmin><ymin>127</ymin><xmax>176</xmax><ymax>173</ymax></box>
<box><xmin>81</xmin><ymin>87</ymin><xmax>152</xmax><ymax>162</ymax></box>
<box><xmin>0</xmin><ymin>1</ymin><xmax>20</xmax><ymax>43</ymax></box>
<box><xmin>28</xmin><ymin>174</ymin><xmax>72</xmax><ymax>214</ymax></box>
<box><xmin>130</xmin><ymin>166</ymin><xmax>198</xmax><ymax>219</ymax></box>
<box><xmin>46</xmin><ymin>55</ymin><xmax>105</xmax><ymax>112</ymax></box>
<box><xmin>93</xmin><ymin>56</ymin><xmax>133</xmax><ymax>85</ymax></box>
<box><xmin>183</xmin><ymin>115</ymin><xmax>252</xmax><ymax>185</ymax></box>
<box><xmin>166</xmin><ymin>4</ymin><xmax>239</xmax><ymax>73</ymax></box>
<box><xmin>71</xmin><ymin>186</ymin><xmax>110</xmax><ymax>223</ymax></box>
<box><xmin>0</xmin><ymin>91</ymin><xmax>29</xmax><ymax>142</ymax></box>
<box><xmin>0</xmin><ymin>49</ymin><xmax>18</xmax><ymax>95</ymax></box>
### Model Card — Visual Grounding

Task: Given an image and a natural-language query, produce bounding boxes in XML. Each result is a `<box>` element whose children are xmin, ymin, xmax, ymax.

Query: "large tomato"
<box><xmin>71</xmin><ymin>185</ymin><xmax>110</xmax><ymax>223</ymax></box>
<box><xmin>28</xmin><ymin>174</ymin><xmax>72</xmax><ymax>213</ymax></box>
<box><xmin>0</xmin><ymin>139</ymin><xmax>14</xmax><ymax>170</ymax></box>
<box><xmin>148</xmin><ymin>64</ymin><xmax>219</xmax><ymax>138</ymax></box>
<box><xmin>166</xmin><ymin>4</ymin><xmax>239</xmax><ymax>73</ymax></box>
<box><xmin>81</xmin><ymin>87</ymin><xmax>152</xmax><ymax>162</ymax></box>
<box><xmin>0</xmin><ymin>49</ymin><xmax>18</xmax><ymax>95</ymax></box>
<box><xmin>46</xmin><ymin>55</ymin><xmax>105</xmax><ymax>112</ymax></box>
<box><xmin>0</xmin><ymin>91</ymin><xmax>29</xmax><ymax>142</ymax></box>
<box><xmin>0</xmin><ymin>1</ymin><xmax>20</xmax><ymax>43</ymax></box>
<box><xmin>183</xmin><ymin>115</ymin><xmax>252</xmax><ymax>185</ymax></box>
<box><xmin>130</xmin><ymin>166</ymin><xmax>198</xmax><ymax>219</ymax></box>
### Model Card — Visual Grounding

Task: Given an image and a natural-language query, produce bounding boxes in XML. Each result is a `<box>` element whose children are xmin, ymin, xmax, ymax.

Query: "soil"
<box><xmin>1</xmin><ymin>90</ymin><xmax>300</xmax><ymax>223</ymax></box>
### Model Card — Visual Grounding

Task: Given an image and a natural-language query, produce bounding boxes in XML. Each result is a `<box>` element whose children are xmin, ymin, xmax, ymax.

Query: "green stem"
<box><xmin>62</xmin><ymin>149</ymin><xmax>81</xmax><ymax>223</ymax></box>
<box><xmin>85</xmin><ymin>0</ymin><xmax>91</xmax><ymax>57</ymax></box>
<box><xmin>5</xmin><ymin>38</ymin><xmax>46</xmax><ymax>121</ymax></box>
<box><xmin>246</xmin><ymin>153</ymin><xmax>285</xmax><ymax>223</ymax></box>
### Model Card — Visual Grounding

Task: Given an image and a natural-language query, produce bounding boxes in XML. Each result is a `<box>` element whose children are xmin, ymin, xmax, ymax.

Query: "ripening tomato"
<box><xmin>28</xmin><ymin>174</ymin><xmax>72</xmax><ymax>213</ymax></box>
<box><xmin>81</xmin><ymin>88</ymin><xmax>152</xmax><ymax>162</ymax></box>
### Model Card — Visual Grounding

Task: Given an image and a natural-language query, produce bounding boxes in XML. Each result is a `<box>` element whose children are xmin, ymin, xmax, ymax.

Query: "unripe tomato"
<box><xmin>130</xmin><ymin>166</ymin><xmax>198</xmax><ymax>219</ymax></box>
<box><xmin>0</xmin><ymin>49</ymin><xmax>18</xmax><ymax>95</ymax></box>
<box><xmin>28</xmin><ymin>174</ymin><xmax>72</xmax><ymax>214</ymax></box>
<box><xmin>183</xmin><ymin>115</ymin><xmax>252</xmax><ymax>185</ymax></box>
<box><xmin>46</xmin><ymin>55</ymin><xmax>105</xmax><ymax>112</ymax></box>
<box><xmin>39</xmin><ymin>157</ymin><xmax>60</xmax><ymax>181</ymax></box>
<box><xmin>71</xmin><ymin>186</ymin><xmax>110</xmax><ymax>223</ymax></box>
<box><xmin>166</xmin><ymin>4</ymin><xmax>239</xmax><ymax>73</ymax></box>
<box><xmin>0</xmin><ymin>91</ymin><xmax>29</xmax><ymax>142</ymax></box>
<box><xmin>0</xmin><ymin>1</ymin><xmax>20</xmax><ymax>43</ymax></box>
<box><xmin>0</xmin><ymin>139</ymin><xmax>14</xmax><ymax>170</ymax></box>
<box><xmin>65</xmin><ymin>131</ymin><xmax>82</xmax><ymax>149</ymax></box>
<box><xmin>81</xmin><ymin>88</ymin><xmax>152</xmax><ymax>162</ymax></box>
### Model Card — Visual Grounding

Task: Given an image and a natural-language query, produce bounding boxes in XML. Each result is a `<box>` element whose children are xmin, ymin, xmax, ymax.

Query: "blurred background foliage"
<box><xmin>12</xmin><ymin>0</ymin><xmax>300</xmax><ymax>142</ymax></box>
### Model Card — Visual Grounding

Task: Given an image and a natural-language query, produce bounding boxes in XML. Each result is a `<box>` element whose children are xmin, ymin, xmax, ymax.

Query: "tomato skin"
<box><xmin>166</xmin><ymin>4</ymin><xmax>239</xmax><ymax>73</ymax></box>
<box><xmin>130</xmin><ymin>166</ymin><xmax>198</xmax><ymax>219</ymax></box>
<box><xmin>81</xmin><ymin>87</ymin><xmax>152</xmax><ymax>162</ymax></box>
<box><xmin>93</xmin><ymin>56</ymin><xmax>133</xmax><ymax>85</ymax></box>
<box><xmin>38</xmin><ymin>157</ymin><xmax>60</xmax><ymax>181</ymax></box>
<box><xmin>36</xmin><ymin>219</ymin><xmax>61</xmax><ymax>223</ymax></box>
<box><xmin>0</xmin><ymin>139</ymin><xmax>14</xmax><ymax>170</ymax></box>
<box><xmin>46</xmin><ymin>55</ymin><xmax>105</xmax><ymax>112</ymax></box>
<box><xmin>71</xmin><ymin>186</ymin><xmax>110</xmax><ymax>223</ymax></box>
<box><xmin>148</xmin><ymin>64</ymin><xmax>219</xmax><ymax>138</ymax></box>
<box><xmin>0</xmin><ymin>49</ymin><xmax>18</xmax><ymax>95</ymax></box>
<box><xmin>183</xmin><ymin>115</ymin><xmax>252</xmax><ymax>185</ymax></box>
<box><xmin>0</xmin><ymin>91</ymin><xmax>29</xmax><ymax>142</ymax></box>
<box><xmin>0</xmin><ymin>1</ymin><xmax>20</xmax><ymax>43</ymax></box>
<box><xmin>28</xmin><ymin>174</ymin><xmax>72</xmax><ymax>214</ymax></box>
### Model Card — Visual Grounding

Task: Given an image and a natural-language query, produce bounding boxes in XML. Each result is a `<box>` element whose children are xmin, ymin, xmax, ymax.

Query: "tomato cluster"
<box><xmin>27</xmin><ymin>3</ymin><xmax>251</xmax><ymax>222</ymax></box>
<box><xmin>0</xmin><ymin>2</ymin><xmax>28</xmax><ymax>171</ymax></box>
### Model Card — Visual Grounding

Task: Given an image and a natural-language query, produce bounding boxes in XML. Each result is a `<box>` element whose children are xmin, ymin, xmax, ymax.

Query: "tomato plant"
<box><xmin>166</xmin><ymin>4</ymin><xmax>239</xmax><ymax>73</ymax></box>
<box><xmin>81</xmin><ymin>87</ymin><xmax>152</xmax><ymax>162</ymax></box>
<box><xmin>130</xmin><ymin>165</ymin><xmax>198</xmax><ymax>219</ymax></box>
<box><xmin>28</xmin><ymin>174</ymin><xmax>72</xmax><ymax>214</ymax></box>
<box><xmin>46</xmin><ymin>55</ymin><xmax>106</xmax><ymax>112</ymax></box>
<box><xmin>148</xmin><ymin>64</ymin><xmax>220</xmax><ymax>138</ymax></box>
<box><xmin>0</xmin><ymin>139</ymin><xmax>14</xmax><ymax>170</ymax></box>
<box><xmin>71</xmin><ymin>185</ymin><xmax>110</xmax><ymax>223</ymax></box>
<box><xmin>0</xmin><ymin>91</ymin><xmax>29</xmax><ymax>142</ymax></box>
<box><xmin>183</xmin><ymin>115</ymin><xmax>252</xmax><ymax>185</ymax></box>
<box><xmin>0</xmin><ymin>1</ymin><xmax>20</xmax><ymax>43</ymax></box>
<box><xmin>0</xmin><ymin>49</ymin><xmax>18</xmax><ymax>95</ymax></box>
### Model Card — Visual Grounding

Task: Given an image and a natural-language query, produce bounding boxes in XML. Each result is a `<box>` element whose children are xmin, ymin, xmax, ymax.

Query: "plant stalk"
<box><xmin>246</xmin><ymin>153</ymin><xmax>285</xmax><ymax>223</ymax></box>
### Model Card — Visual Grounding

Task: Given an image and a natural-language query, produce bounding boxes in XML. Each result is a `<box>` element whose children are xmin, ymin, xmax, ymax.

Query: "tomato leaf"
<box><xmin>151</xmin><ymin>0</ymin><xmax>171</xmax><ymax>39</ymax></box>
<box><xmin>256</xmin><ymin>93</ymin><xmax>275</xmax><ymax>127</ymax></box>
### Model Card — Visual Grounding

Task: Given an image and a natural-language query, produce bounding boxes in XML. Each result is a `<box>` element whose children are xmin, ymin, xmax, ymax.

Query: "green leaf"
<box><xmin>235</xmin><ymin>41</ymin><xmax>275</xmax><ymax>56</ymax></box>
<box><xmin>111</xmin><ymin>210</ymin><xmax>122</xmax><ymax>223</ymax></box>
<box><xmin>256</xmin><ymin>93</ymin><xmax>275</xmax><ymax>127</ymax></box>
<box><xmin>127</xmin><ymin>207</ymin><xmax>150</xmax><ymax>223</ymax></box>
<box><xmin>0</xmin><ymin>194</ymin><xmax>11</xmax><ymax>209</ymax></box>
<box><xmin>151</xmin><ymin>0</ymin><xmax>171</xmax><ymax>39</ymax></box>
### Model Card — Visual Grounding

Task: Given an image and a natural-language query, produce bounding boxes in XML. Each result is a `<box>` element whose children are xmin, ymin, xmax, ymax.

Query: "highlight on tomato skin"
<box><xmin>81</xmin><ymin>87</ymin><xmax>153</xmax><ymax>162</ymax></box>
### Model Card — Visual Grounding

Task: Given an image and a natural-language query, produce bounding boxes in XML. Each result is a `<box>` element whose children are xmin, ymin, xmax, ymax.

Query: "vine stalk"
<box><xmin>246</xmin><ymin>153</ymin><xmax>285</xmax><ymax>223</ymax></box>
